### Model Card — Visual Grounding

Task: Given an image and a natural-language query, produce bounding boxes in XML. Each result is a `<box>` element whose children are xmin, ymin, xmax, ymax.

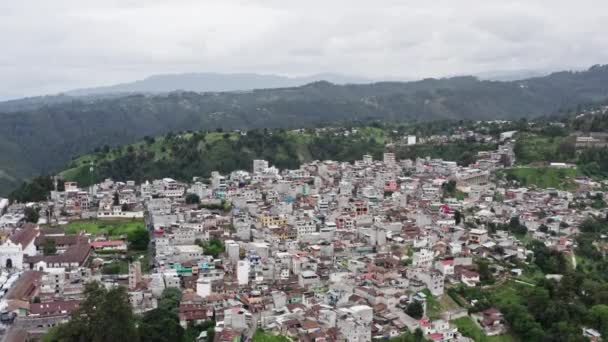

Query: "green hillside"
<box><xmin>2</xmin><ymin>65</ymin><xmax>608</xmax><ymax>194</ymax></box>
<box><xmin>58</xmin><ymin>128</ymin><xmax>387</xmax><ymax>186</ymax></box>
<box><xmin>9</xmin><ymin>123</ymin><xmax>501</xmax><ymax>201</ymax></box>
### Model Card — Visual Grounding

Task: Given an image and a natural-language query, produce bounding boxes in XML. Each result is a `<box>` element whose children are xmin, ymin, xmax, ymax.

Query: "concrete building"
<box><xmin>225</xmin><ymin>240</ymin><xmax>240</xmax><ymax>263</ymax></box>
<box><xmin>383</xmin><ymin>153</ymin><xmax>396</xmax><ymax>165</ymax></box>
<box><xmin>337</xmin><ymin>305</ymin><xmax>373</xmax><ymax>342</ymax></box>
<box><xmin>129</xmin><ymin>261</ymin><xmax>142</xmax><ymax>290</ymax></box>
<box><xmin>237</xmin><ymin>260</ymin><xmax>250</xmax><ymax>286</ymax></box>
<box><xmin>298</xmin><ymin>270</ymin><xmax>320</xmax><ymax>288</ymax></box>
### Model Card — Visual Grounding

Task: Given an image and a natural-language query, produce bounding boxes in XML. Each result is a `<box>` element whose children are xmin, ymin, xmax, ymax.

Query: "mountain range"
<box><xmin>1</xmin><ymin>65</ymin><xmax>608</xmax><ymax>195</ymax></box>
<box><xmin>65</xmin><ymin>72</ymin><xmax>371</xmax><ymax>97</ymax></box>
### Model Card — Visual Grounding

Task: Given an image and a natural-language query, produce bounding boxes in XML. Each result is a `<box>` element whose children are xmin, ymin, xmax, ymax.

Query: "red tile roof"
<box><xmin>29</xmin><ymin>300</ymin><xmax>80</xmax><ymax>316</ymax></box>
<box><xmin>90</xmin><ymin>240</ymin><xmax>126</xmax><ymax>248</ymax></box>
<box><xmin>10</xmin><ymin>225</ymin><xmax>39</xmax><ymax>247</ymax></box>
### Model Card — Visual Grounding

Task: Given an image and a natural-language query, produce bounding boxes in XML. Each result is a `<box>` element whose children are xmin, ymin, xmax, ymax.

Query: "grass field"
<box><xmin>452</xmin><ymin>316</ymin><xmax>516</xmax><ymax>342</ymax></box>
<box><xmin>62</xmin><ymin>219</ymin><xmax>145</xmax><ymax>238</ymax></box>
<box><xmin>514</xmin><ymin>133</ymin><xmax>571</xmax><ymax>165</ymax></box>
<box><xmin>502</xmin><ymin>167</ymin><xmax>578</xmax><ymax>190</ymax></box>
<box><xmin>100</xmin><ymin>251</ymin><xmax>149</xmax><ymax>275</ymax></box>
<box><xmin>252</xmin><ymin>329</ymin><xmax>291</xmax><ymax>342</ymax></box>
<box><xmin>492</xmin><ymin>281</ymin><xmax>524</xmax><ymax>305</ymax></box>
<box><xmin>422</xmin><ymin>289</ymin><xmax>444</xmax><ymax>320</ymax></box>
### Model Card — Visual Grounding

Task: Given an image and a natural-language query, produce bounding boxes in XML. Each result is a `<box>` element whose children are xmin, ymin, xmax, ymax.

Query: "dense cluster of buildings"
<box><xmin>0</xmin><ymin>131</ymin><xmax>602</xmax><ymax>341</ymax></box>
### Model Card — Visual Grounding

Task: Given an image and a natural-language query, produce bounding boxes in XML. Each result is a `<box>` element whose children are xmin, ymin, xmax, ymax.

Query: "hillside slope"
<box><xmin>65</xmin><ymin>72</ymin><xmax>370</xmax><ymax>96</ymax></box>
<box><xmin>10</xmin><ymin>125</ymin><xmax>500</xmax><ymax>202</ymax></box>
<box><xmin>1</xmin><ymin>65</ymin><xmax>608</xmax><ymax>194</ymax></box>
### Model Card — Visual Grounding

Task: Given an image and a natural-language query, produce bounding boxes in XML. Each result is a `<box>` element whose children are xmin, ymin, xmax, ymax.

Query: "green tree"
<box><xmin>49</xmin><ymin>282</ymin><xmax>137</xmax><ymax>342</ymax></box>
<box><xmin>198</xmin><ymin>239</ymin><xmax>225</xmax><ymax>259</ymax></box>
<box><xmin>24</xmin><ymin>206</ymin><xmax>40</xmax><ymax>223</ymax></box>
<box><xmin>139</xmin><ymin>307</ymin><xmax>184</xmax><ymax>342</ymax></box>
<box><xmin>9</xmin><ymin>176</ymin><xmax>55</xmax><ymax>203</ymax></box>
<box><xmin>441</xmin><ymin>180</ymin><xmax>457</xmax><ymax>198</ymax></box>
<box><xmin>405</xmin><ymin>300</ymin><xmax>424</xmax><ymax>319</ymax></box>
<box><xmin>457</xmin><ymin>151</ymin><xmax>476</xmax><ymax>166</ymax></box>
<box><xmin>476</xmin><ymin>259</ymin><xmax>494</xmax><ymax>285</ymax></box>
<box><xmin>589</xmin><ymin>304</ymin><xmax>608</xmax><ymax>336</ymax></box>
<box><xmin>454</xmin><ymin>210</ymin><xmax>463</xmax><ymax>225</ymax></box>
<box><xmin>101</xmin><ymin>262</ymin><xmax>123</xmax><ymax>275</ymax></box>
<box><xmin>128</xmin><ymin>228</ymin><xmax>150</xmax><ymax>251</ymax></box>
<box><xmin>185</xmin><ymin>193</ymin><xmax>200</xmax><ymax>204</ymax></box>
<box><xmin>43</xmin><ymin>239</ymin><xmax>57</xmax><ymax>255</ymax></box>
<box><xmin>158</xmin><ymin>287</ymin><xmax>182</xmax><ymax>313</ymax></box>
<box><xmin>113</xmin><ymin>192</ymin><xmax>120</xmax><ymax>206</ymax></box>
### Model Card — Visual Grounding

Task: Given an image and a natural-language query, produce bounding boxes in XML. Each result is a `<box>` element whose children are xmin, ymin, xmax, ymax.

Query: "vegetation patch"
<box><xmin>500</xmin><ymin>167</ymin><xmax>578</xmax><ymax>190</ymax></box>
<box><xmin>421</xmin><ymin>289</ymin><xmax>443</xmax><ymax>320</ymax></box>
<box><xmin>451</xmin><ymin>316</ymin><xmax>515</xmax><ymax>342</ymax></box>
<box><xmin>252</xmin><ymin>329</ymin><xmax>291</xmax><ymax>342</ymax></box>
<box><xmin>61</xmin><ymin>219</ymin><xmax>144</xmax><ymax>237</ymax></box>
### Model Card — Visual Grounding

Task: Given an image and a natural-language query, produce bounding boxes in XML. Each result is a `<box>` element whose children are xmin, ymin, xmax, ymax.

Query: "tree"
<box><xmin>158</xmin><ymin>287</ymin><xmax>182</xmax><ymax>313</ymax></box>
<box><xmin>184</xmin><ymin>320</ymin><xmax>216</xmax><ymax>342</ymax></box>
<box><xmin>48</xmin><ymin>282</ymin><xmax>137</xmax><ymax>342</ymax></box>
<box><xmin>139</xmin><ymin>307</ymin><xmax>184</xmax><ymax>342</ymax></box>
<box><xmin>128</xmin><ymin>228</ymin><xmax>150</xmax><ymax>251</ymax></box>
<box><xmin>589</xmin><ymin>305</ymin><xmax>608</xmax><ymax>336</ymax></box>
<box><xmin>441</xmin><ymin>180</ymin><xmax>457</xmax><ymax>197</ymax></box>
<box><xmin>454</xmin><ymin>210</ymin><xmax>463</xmax><ymax>225</ymax></box>
<box><xmin>185</xmin><ymin>193</ymin><xmax>200</xmax><ymax>204</ymax></box>
<box><xmin>43</xmin><ymin>239</ymin><xmax>57</xmax><ymax>255</ymax></box>
<box><xmin>558</xmin><ymin>141</ymin><xmax>576</xmax><ymax>160</ymax></box>
<box><xmin>457</xmin><ymin>151</ymin><xmax>476</xmax><ymax>166</ymax></box>
<box><xmin>405</xmin><ymin>300</ymin><xmax>424</xmax><ymax>319</ymax></box>
<box><xmin>24</xmin><ymin>206</ymin><xmax>40</xmax><ymax>223</ymax></box>
<box><xmin>198</xmin><ymin>239</ymin><xmax>225</xmax><ymax>259</ymax></box>
<box><xmin>499</xmin><ymin>153</ymin><xmax>512</xmax><ymax>167</ymax></box>
<box><xmin>102</xmin><ymin>262</ymin><xmax>122</xmax><ymax>275</ymax></box>
<box><xmin>508</xmin><ymin>217</ymin><xmax>528</xmax><ymax>236</ymax></box>
<box><xmin>9</xmin><ymin>176</ymin><xmax>55</xmax><ymax>203</ymax></box>
<box><xmin>529</xmin><ymin>240</ymin><xmax>567</xmax><ymax>274</ymax></box>
<box><xmin>113</xmin><ymin>192</ymin><xmax>120</xmax><ymax>206</ymax></box>
<box><xmin>476</xmin><ymin>259</ymin><xmax>494</xmax><ymax>285</ymax></box>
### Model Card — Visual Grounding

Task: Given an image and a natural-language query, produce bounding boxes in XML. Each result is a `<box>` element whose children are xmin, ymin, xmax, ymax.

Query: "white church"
<box><xmin>0</xmin><ymin>224</ymin><xmax>39</xmax><ymax>270</ymax></box>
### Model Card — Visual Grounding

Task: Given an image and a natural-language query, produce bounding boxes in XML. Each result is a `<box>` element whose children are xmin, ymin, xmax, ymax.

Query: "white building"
<box><xmin>298</xmin><ymin>270</ymin><xmax>320</xmax><ymax>288</ymax></box>
<box><xmin>237</xmin><ymin>260</ymin><xmax>250</xmax><ymax>286</ymax></box>
<box><xmin>253</xmin><ymin>160</ymin><xmax>269</xmax><ymax>174</ymax></box>
<box><xmin>0</xmin><ymin>225</ymin><xmax>39</xmax><ymax>269</ymax></box>
<box><xmin>196</xmin><ymin>277</ymin><xmax>212</xmax><ymax>298</ymax></box>
<box><xmin>225</xmin><ymin>240</ymin><xmax>240</xmax><ymax>263</ymax></box>
<box><xmin>383</xmin><ymin>153</ymin><xmax>396</xmax><ymax>165</ymax></box>
<box><xmin>412</xmin><ymin>249</ymin><xmax>434</xmax><ymax>268</ymax></box>
<box><xmin>337</xmin><ymin>305</ymin><xmax>373</xmax><ymax>342</ymax></box>
<box><xmin>0</xmin><ymin>240</ymin><xmax>24</xmax><ymax>270</ymax></box>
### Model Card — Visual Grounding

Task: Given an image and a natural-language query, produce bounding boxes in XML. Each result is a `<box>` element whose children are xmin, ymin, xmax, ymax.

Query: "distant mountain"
<box><xmin>65</xmin><ymin>72</ymin><xmax>371</xmax><ymax>96</ymax></box>
<box><xmin>475</xmin><ymin>69</ymin><xmax>553</xmax><ymax>81</ymax></box>
<box><xmin>1</xmin><ymin>65</ymin><xmax>608</xmax><ymax>195</ymax></box>
<box><xmin>0</xmin><ymin>93</ymin><xmax>127</xmax><ymax>113</ymax></box>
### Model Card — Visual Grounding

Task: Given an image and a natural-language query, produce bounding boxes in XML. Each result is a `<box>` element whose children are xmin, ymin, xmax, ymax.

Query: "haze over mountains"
<box><xmin>64</xmin><ymin>72</ymin><xmax>372</xmax><ymax>97</ymax></box>
<box><xmin>1</xmin><ymin>65</ymin><xmax>608</xmax><ymax>195</ymax></box>
<box><xmin>0</xmin><ymin>73</ymin><xmax>370</xmax><ymax>113</ymax></box>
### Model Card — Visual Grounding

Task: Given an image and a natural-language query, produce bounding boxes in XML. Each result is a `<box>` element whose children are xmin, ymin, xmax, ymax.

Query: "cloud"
<box><xmin>1</xmin><ymin>0</ymin><xmax>607</xmax><ymax>99</ymax></box>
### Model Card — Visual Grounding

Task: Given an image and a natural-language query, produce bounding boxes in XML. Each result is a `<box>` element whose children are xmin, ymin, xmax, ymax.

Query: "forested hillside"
<box><xmin>2</xmin><ymin>65</ymin><xmax>608</xmax><ymax>194</ymax></box>
<box><xmin>10</xmin><ymin>125</ymin><xmax>498</xmax><ymax>201</ymax></box>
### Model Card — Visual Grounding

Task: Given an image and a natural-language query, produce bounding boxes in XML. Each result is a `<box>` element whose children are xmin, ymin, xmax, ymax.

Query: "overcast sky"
<box><xmin>1</xmin><ymin>0</ymin><xmax>607</xmax><ymax>100</ymax></box>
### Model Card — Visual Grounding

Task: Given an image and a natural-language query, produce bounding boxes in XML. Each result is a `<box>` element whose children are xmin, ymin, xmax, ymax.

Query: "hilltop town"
<box><xmin>0</xmin><ymin>122</ymin><xmax>607</xmax><ymax>342</ymax></box>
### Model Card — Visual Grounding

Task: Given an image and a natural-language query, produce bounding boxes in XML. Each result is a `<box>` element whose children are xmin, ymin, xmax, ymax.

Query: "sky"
<box><xmin>1</xmin><ymin>0</ymin><xmax>608</xmax><ymax>100</ymax></box>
